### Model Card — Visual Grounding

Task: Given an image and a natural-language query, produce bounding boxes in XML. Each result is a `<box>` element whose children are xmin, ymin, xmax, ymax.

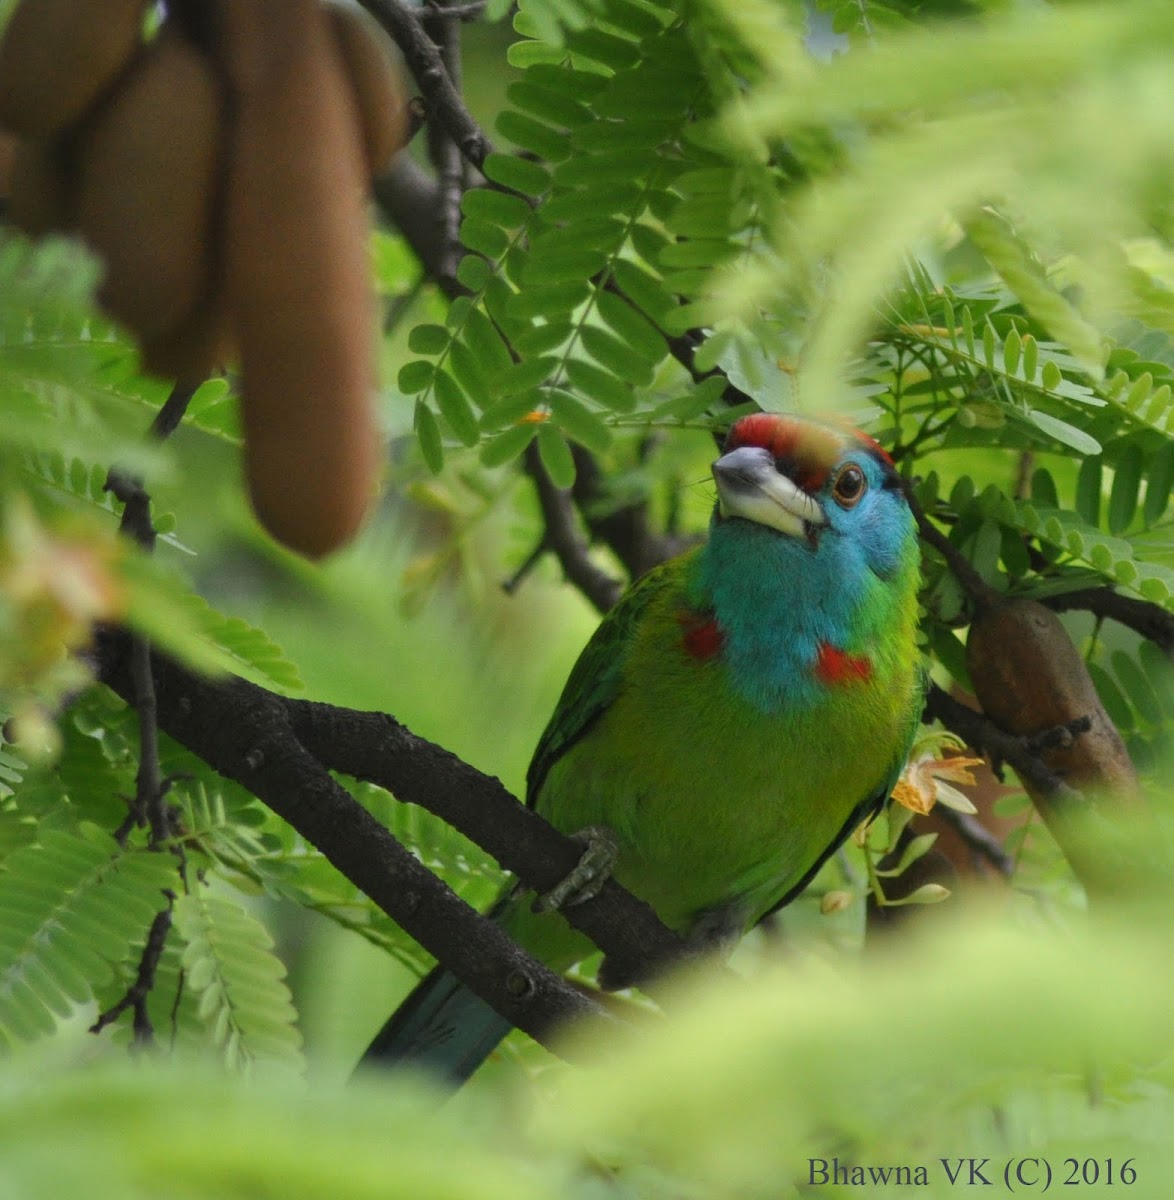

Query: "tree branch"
<box><xmin>570</xmin><ymin>443</ymin><xmax>699</xmax><ymax>583</ymax></box>
<box><xmin>359</xmin><ymin>0</ymin><xmax>492</xmax><ymax>170</ymax></box>
<box><xmin>94</xmin><ymin>633</ymin><xmax>692</xmax><ymax>1049</ymax></box>
<box><xmin>901</xmin><ymin>481</ymin><xmax>1000</xmax><ymax>612</ymax></box>
<box><xmin>1043</xmin><ymin>586</ymin><xmax>1174</xmax><ymax>657</ymax></box>
<box><xmin>922</xmin><ymin>682</ymin><xmax>1087</xmax><ymax>807</ymax></box>
<box><xmin>90</xmin><ymin>897</ymin><xmax>175</xmax><ymax>1046</ymax></box>
<box><xmin>523</xmin><ymin>441</ymin><xmax>624</xmax><ymax>615</ymax></box>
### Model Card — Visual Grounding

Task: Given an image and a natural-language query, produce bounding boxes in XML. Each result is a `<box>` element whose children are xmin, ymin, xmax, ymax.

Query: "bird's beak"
<box><xmin>712</xmin><ymin>445</ymin><xmax>826</xmax><ymax>541</ymax></box>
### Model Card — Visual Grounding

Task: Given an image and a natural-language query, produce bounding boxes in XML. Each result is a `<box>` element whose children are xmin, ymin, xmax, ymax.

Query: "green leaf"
<box><xmin>513</xmin><ymin>323</ymin><xmax>572</xmax><ymax>357</ymax></box>
<box><xmin>1030</xmin><ymin>467</ymin><xmax>1059</xmax><ymax>509</ymax></box>
<box><xmin>1003</xmin><ymin>326</ymin><xmax>1022</xmax><ymax>375</ymax></box>
<box><xmin>397</xmin><ymin>359</ymin><xmax>435</xmax><ymax>395</ymax></box>
<box><xmin>1027</xmin><ymin>411</ymin><xmax>1101</xmax><ymax>455</ymax></box>
<box><xmin>595</xmin><ymin>291</ymin><xmax>668</xmax><ymax>362</ymax></box>
<box><xmin>553</xmin><ymin>149</ymin><xmax>654</xmax><ymax>187</ymax></box>
<box><xmin>1144</xmin><ymin>443</ymin><xmax>1174</xmax><ymax>526</ymax></box>
<box><xmin>562</xmin><ymin>26</ymin><xmax>641</xmax><ymax>69</ymax></box>
<box><xmin>462</xmin><ymin>307</ymin><xmax>514</xmax><ymax>377</ymax></box>
<box><xmin>433</xmin><ymin>371</ymin><xmax>479</xmax><ymax>447</ymax></box>
<box><xmin>505</xmin><ymin>282</ymin><xmax>591</xmax><ymax>320</ymax></box>
<box><xmin>407</xmin><ymin>324</ymin><xmax>450</xmax><ymax>356</ymax></box>
<box><xmin>1075</xmin><ymin>455</ymin><xmax>1103</xmax><ymax>527</ymax></box>
<box><xmin>542</xmin><ymin>183</ymin><xmax>642</xmax><ymax>222</ymax></box>
<box><xmin>564</xmin><ymin>359</ymin><xmax>637</xmax><ymax>412</ymax></box>
<box><xmin>170</xmin><ymin>595</ymin><xmax>304</xmax><ymax>692</ymax></box>
<box><xmin>0</xmin><ymin>830</ymin><xmax>176</xmax><ymax>1049</ymax></box>
<box><xmin>1086</xmin><ymin>661</ymin><xmax>1134</xmax><ymax>733</ymax></box>
<box><xmin>570</xmin><ymin>119</ymin><xmax>676</xmax><ymax>155</ymax></box>
<box><xmin>537</xmin><ymin>423</ymin><xmax>576</xmax><ymax>487</ymax></box>
<box><xmin>489</xmin><ymin>356</ymin><xmax>559</xmax><ymax>399</ymax></box>
<box><xmin>447</xmin><ymin>340</ymin><xmax>488</xmax><ymax>405</ymax></box>
<box><xmin>548</xmin><ymin>389</ymin><xmax>613</xmax><ymax>454</ymax></box>
<box><xmin>480</xmin><ymin>422</ymin><xmax>539</xmax><ymax>468</ymax></box>
<box><xmin>524</xmin><ymin>63</ymin><xmax>609</xmax><ymax>101</ymax></box>
<box><xmin>496</xmin><ymin>110</ymin><xmax>571</xmax><ymax>161</ymax></box>
<box><xmin>482</xmin><ymin>152</ymin><xmax>552</xmax><ymax>196</ymax></box>
<box><xmin>611</xmin><ymin>259</ymin><xmax>675</xmax><ymax>322</ymax></box>
<box><xmin>1110</xmin><ymin>650</ymin><xmax>1163</xmax><ymax>727</ymax></box>
<box><xmin>456</xmin><ymin>254</ymin><xmax>491</xmax><ymax>291</ymax></box>
<box><xmin>173</xmin><ymin>891</ymin><xmax>303</xmax><ymax>1071</ymax></box>
<box><xmin>580</xmin><ymin>326</ymin><xmax>656</xmax><ymax>385</ymax></box>
<box><xmin>521</xmin><ymin>246</ymin><xmax>607</xmax><ymax>286</ymax></box>
<box><xmin>1108</xmin><ymin>443</ymin><xmax>1143</xmax><ymax>534</ymax></box>
<box><xmin>479</xmin><ymin>390</ymin><xmax>545</xmax><ymax>433</ymax></box>
<box><xmin>460</xmin><ymin>218</ymin><xmax>510</xmax><ymax>260</ymax></box>
<box><xmin>415</xmin><ymin>401</ymin><xmax>444</xmax><ymax>473</ymax></box>
<box><xmin>460</xmin><ymin>188</ymin><xmax>533</xmax><ymax>229</ymax></box>
<box><xmin>505</xmin><ymin>81</ymin><xmax>593</xmax><ymax>128</ymax></box>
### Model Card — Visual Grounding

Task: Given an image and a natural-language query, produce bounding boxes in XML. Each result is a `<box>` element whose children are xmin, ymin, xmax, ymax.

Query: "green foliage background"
<box><xmin>2</xmin><ymin>0</ymin><xmax>1174</xmax><ymax>1192</ymax></box>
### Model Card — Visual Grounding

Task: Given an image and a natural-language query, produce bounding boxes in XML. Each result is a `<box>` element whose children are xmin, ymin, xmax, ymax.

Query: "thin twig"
<box><xmin>923</xmin><ymin>683</ymin><xmax>1086</xmax><ymax>806</ymax></box>
<box><xmin>523</xmin><ymin>441</ymin><xmax>623</xmax><ymax>614</ymax></box>
<box><xmin>570</xmin><ymin>443</ymin><xmax>699</xmax><ymax>582</ymax></box>
<box><xmin>150</xmin><ymin>379</ymin><xmax>200</xmax><ymax>440</ymax></box>
<box><xmin>90</xmin><ymin>897</ymin><xmax>175</xmax><ymax>1047</ymax></box>
<box><xmin>359</xmin><ymin>0</ymin><xmax>492</xmax><ymax>169</ymax></box>
<box><xmin>419</xmin><ymin>1</ymin><xmax>466</xmax><ymax>288</ymax></box>
<box><xmin>901</xmin><ymin>480</ymin><xmax>1001</xmax><ymax>611</ymax></box>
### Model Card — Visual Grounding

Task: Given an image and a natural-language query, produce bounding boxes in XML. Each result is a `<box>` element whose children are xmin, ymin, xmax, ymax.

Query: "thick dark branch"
<box><xmin>523</xmin><ymin>441</ymin><xmax>624</xmax><ymax>615</ymax></box>
<box><xmin>923</xmin><ymin>683</ymin><xmax>1086</xmax><ymax>806</ymax></box>
<box><xmin>285</xmin><ymin>699</ymin><xmax>690</xmax><ymax>986</ymax></box>
<box><xmin>1043</xmin><ymin>587</ymin><xmax>1174</xmax><ymax>657</ymax></box>
<box><xmin>94</xmin><ymin>634</ymin><xmax>690</xmax><ymax>1046</ymax></box>
<box><xmin>374</xmin><ymin>157</ymin><xmax>460</xmax><ymax>290</ymax></box>
<box><xmin>359</xmin><ymin>0</ymin><xmax>492</xmax><ymax>169</ymax></box>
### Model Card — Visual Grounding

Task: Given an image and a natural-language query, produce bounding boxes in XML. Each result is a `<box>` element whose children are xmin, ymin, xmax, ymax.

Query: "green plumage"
<box><xmin>362</xmin><ymin>414</ymin><xmax>923</xmax><ymax>1083</ymax></box>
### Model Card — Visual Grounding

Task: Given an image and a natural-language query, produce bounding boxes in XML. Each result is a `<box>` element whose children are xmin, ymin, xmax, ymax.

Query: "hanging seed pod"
<box><xmin>220</xmin><ymin>0</ymin><xmax>379</xmax><ymax>558</ymax></box>
<box><xmin>74</xmin><ymin>24</ymin><xmax>223</xmax><ymax>342</ymax></box>
<box><xmin>0</xmin><ymin>0</ymin><xmax>148</xmax><ymax>136</ymax></box>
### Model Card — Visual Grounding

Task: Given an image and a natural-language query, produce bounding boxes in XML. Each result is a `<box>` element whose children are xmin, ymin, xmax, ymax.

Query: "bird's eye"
<box><xmin>832</xmin><ymin>463</ymin><xmax>866</xmax><ymax>508</ymax></box>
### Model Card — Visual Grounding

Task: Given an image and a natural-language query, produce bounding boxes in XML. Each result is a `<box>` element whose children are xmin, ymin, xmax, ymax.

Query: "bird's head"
<box><xmin>711</xmin><ymin>412</ymin><xmax>913</xmax><ymax>579</ymax></box>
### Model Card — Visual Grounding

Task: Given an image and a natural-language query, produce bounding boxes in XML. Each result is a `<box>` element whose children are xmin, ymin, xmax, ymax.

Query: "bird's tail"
<box><xmin>358</xmin><ymin>961</ymin><xmax>514</xmax><ymax>1084</ymax></box>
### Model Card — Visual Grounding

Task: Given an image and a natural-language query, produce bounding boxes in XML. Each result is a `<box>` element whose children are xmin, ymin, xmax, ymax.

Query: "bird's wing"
<box><xmin>759</xmin><ymin>774</ymin><xmax>892</xmax><ymax>919</ymax></box>
<box><xmin>525</xmin><ymin>557</ymin><xmax>683</xmax><ymax>807</ymax></box>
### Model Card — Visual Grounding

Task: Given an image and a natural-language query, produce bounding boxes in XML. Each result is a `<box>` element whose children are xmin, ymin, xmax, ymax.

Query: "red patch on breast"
<box><xmin>816</xmin><ymin>643</ymin><xmax>872</xmax><ymax>685</ymax></box>
<box><xmin>679</xmin><ymin>611</ymin><xmax>724</xmax><ymax>661</ymax></box>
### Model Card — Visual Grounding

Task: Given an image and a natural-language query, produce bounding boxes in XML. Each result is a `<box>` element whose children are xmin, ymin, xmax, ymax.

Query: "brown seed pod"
<box><xmin>74</xmin><ymin>24</ymin><xmax>224</xmax><ymax>343</ymax></box>
<box><xmin>6</xmin><ymin>134</ymin><xmax>72</xmax><ymax>235</ymax></box>
<box><xmin>966</xmin><ymin>598</ymin><xmax>1140</xmax><ymax>802</ymax></box>
<box><xmin>0</xmin><ymin>129</ymin><xmax>14</xmax><ymax>195</ymax></box>
<box><xmin>139</xmin><ymin>290</ymin><xmax>236</xmax><ymax>384</ymax></box>
<box><xmin>0</xmin><ymin>0</ymin><xmax>148</xmax><ymax>137</ymax></box>
<box><xmin>220</xmin><ymin>0</ymin><xmax>380</xmax><ymax>558</ymax></box>
<box><xmin>326</xmin><ymin>0</ymin><xmax>409</xmax><ymax>178</ymax></box>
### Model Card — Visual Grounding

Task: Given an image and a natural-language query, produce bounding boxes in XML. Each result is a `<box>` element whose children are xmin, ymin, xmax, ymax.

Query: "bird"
<box><xmin>360</xmin><ymin>411</ymin><xmax>923</xmax><ymax>1083</ymax></box>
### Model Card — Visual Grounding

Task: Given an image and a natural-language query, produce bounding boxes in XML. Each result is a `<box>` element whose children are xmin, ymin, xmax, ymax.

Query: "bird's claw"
<box><xmin>533</xmin><ymin>825</ymin><xmax>619</xmax><ymax>913</ymax></box>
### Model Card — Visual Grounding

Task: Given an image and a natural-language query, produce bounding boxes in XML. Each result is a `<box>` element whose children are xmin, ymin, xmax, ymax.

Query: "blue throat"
<box><xmin>689</xmin><ymin>514</ymin><xmax>889</xmax><ymax>713</ymax></box>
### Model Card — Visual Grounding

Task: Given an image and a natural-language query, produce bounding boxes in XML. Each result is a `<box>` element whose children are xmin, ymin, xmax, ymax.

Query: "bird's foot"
<box><xmin>533</xmin><ymin>825</ymin><xmax>620</xmax><ymax>913</ymax></box>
